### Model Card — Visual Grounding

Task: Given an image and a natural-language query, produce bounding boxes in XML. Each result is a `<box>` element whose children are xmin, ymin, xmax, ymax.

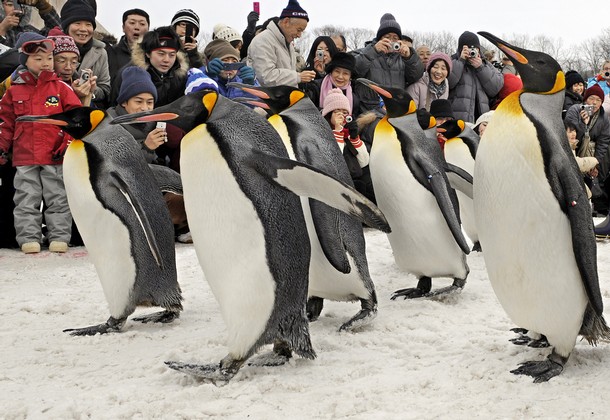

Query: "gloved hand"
<box><xmin>0</xmin><ymin>149</ymin><xmax>9</xmax><ymax>165</ymax></box>
<box><xmin>20</xmin><ymin>0</ymin><xmax>53</xmax><ymax>13</ymax></box>
<box><xmin>207</xmin><ymin>58</ymin><xmax>224</xmax><ymax>78</ymax></box>
<box><xmin>238</xmin><ymin>66</ymin><xmax>255</xmax><ymax>84</ymax></box>
<box><xmin>247</xmin><ymin>11</ymin><xmax>259</xmax><ymax>32</ymax></box>
<box><xmin>345</xmin><ymin>119</ymin><xmax>359</xmax><ymax>139</ymax></box>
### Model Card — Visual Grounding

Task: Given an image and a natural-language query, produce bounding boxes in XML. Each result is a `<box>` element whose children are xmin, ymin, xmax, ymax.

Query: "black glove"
<box><xmin>346</xmin><ymin>119</ymin><xmax>359</xmax><ymax>139</ymax></box>
<box><xmin>247</xmin><ymin>11</ymin><xmax>259</xmax><ymax>32</ymax></box>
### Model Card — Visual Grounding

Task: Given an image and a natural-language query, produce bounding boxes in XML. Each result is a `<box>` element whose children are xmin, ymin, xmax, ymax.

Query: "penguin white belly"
<box><xmin>63</xmin><ymin>141</ymin><xmax>135</xmax><ymax>318</ymax></box>
<box><xmin>474</xmin><ymin>115</ymin><xmax>588</xmax><ymax>356</ymax></box>
<box><xmin>444</xmin><ymin>140</ymin><xmax>478</xmax><ymax>244</ymax></box>
<box><xmin>370</xmin><ymin>135</ymin><xmax>466</xmax><ymax>278</ymax></box>
<box><xmin>181</xmin><ymin>126</ymin><xmax>275</xmax><ymax>359</ymax></box>
<box><xmin>270</xmin><ymin>115</ymin><xmax>368</xmax><ymax>301</ymax></box>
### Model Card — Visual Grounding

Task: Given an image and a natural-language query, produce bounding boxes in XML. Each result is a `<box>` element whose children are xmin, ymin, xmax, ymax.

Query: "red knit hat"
<box><xmin>497</xmin><ymin>74</ymin><xmax>523</xmax><ymax>102</ymax></box>
<box><xmin>48</xmin><ymin>26</ymin><xmax>80</xmax><ymax>57</ymax></box>
<box><xmin>583</xmin><ymin>84</ymin><xmax>605</xmax><ymax>102</ymax></box>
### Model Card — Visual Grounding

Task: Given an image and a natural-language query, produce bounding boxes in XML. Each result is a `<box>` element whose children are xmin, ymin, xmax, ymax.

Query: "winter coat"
<box><xmin>246</xmin><ymin>19</ymin><xmax>299</xmax><ymax>87</ymax></box>
<box><xmin>106</xmin><ymin>35</ymin><xmax>132</xmax><ymax>84</ymax></box>
<box><xmin>106</xmin><ymin>105</ymin><xmax>157</xmax><ymax>163</ymax></box>
<box><xmin>109</xmin><ymin>44</ymin><xmax>190</xmax><ymax>107</ymax></box>
<box><xmin>406</xmin><ymin>72</ymin><xmax>449</xmax><ymax>111</ymax></box>
<box><xmin>351</xmin><ymin>42</ymin><xmax>424</xmax><ymax>113</ymax></box>
<box><xmin>0</xmin><ymin>69</ymin><xmax>81</xmax><ymax>166</ymax></box>
<box><xmin>562</xmin><ymin>90</ymin><xmax>582</xmax><ymax>119</ymax></box>
<box><xmin>184</xmin><ymin>67</ymin><xmax>261</xmax><ymax>103</ymax></box>
<box><xmin>78</xmin><ymin>38</ymin><xmax>111</xmax><ymax>106</ymax></box>
<box><xmin>448</xmin><ymin>56</ymin><xmax>504</xmax><ymax>123</ymax></box>
<box><xmin>565</xmin><ymin>104</ymin><xmax>610</xmax><ymax>163</ymax></box>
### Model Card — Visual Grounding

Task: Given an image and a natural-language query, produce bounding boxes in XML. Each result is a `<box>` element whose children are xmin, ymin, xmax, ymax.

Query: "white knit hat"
<box><xmin>322</xmin><ymin>88</ymin><xmax>352</xmax><ymax>116</ymax></box>
<box><xmin>474</xmin><ymin>110</ymin><xmax>494</xmax><ymax>129</ymax></box>
<box><xmin>213</xmin><ymin>24</ymin><xmax>243</xmax><ymax>44</ymax></box>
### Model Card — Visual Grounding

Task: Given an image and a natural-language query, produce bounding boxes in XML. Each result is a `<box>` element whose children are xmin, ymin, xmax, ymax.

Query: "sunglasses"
<box><xmin>19</xmin><ymin>39</ymin><xmax>56</xmax><ymax>55</ymax></box>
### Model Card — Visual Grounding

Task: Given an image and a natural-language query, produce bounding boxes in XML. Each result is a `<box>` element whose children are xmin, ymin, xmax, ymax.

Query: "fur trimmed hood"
<box><xmin>130</xmin><ymin>42</ymin><xmax>190</xmax><ymax>78</ymax></box>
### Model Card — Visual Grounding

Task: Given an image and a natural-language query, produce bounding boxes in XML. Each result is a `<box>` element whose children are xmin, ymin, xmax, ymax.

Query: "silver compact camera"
<box><xmin>581</xmin><ymin>104</ymin><xmax>595</xmax><ymax>116</ymax></box>
<box><xmin>392</xmin><ymin>42</ymin><xmax>401</xmax><ymax>51</ymax></box>
<box><xmin>316</xmin><ymin>49</ymin><xmax>324</xmax><ymax>60</ymax></box>
<box><xmin>468</xmin><ymin>46</ymin><xmax>478</xmax><ymax>58</ymax></box>
<box><xmin>345</xmin><ymin>116</ymin><xmax>353</xmax><ymax>123</ymax></box>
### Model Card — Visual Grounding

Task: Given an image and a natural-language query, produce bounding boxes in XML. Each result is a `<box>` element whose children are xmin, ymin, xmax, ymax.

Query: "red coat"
<box><xmin>0</xmin><ymin>68</ymin><xmax>81</xmax><ymax>166</ymax></box>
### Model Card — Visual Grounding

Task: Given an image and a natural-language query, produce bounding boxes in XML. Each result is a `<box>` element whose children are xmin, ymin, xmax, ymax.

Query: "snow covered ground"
<box><xmin>2</xmin><ymin>227</ymin><xmax>610</xmax><ymax>419</ymax></box>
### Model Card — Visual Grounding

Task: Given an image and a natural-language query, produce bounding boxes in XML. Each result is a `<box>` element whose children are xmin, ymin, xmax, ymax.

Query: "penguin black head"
<box><xmin>415</xmin><ymin>108</ymin><xmax>437</xmax><ymax>130</ymax></box>
<box><xmin>478</xmin><ymin>32</ymin><xmax>564</xmax><ymax>94</ymax></box>
<box><xmin>356</xmin><ymin>78</ymin><xmax>416</xmax><ymax>118</ymax></box>
<box><xmin>227</xmin><ymin>83</ymin><xmax>305</xmax><ymax>114</ymax></box>
<box><xmin>16</xmin><ymin>107</ymin><xmax>108</xmax><ymax>140</ymax></box>
<box><xmin>110</xmin><ymin>90</ymin><xmax>217</xmax><ymax>132</ymax></box>
<box><xmin>437</xmin><ymin>119</ymin><xmax>467</xmax><ymax>140</ymax></box>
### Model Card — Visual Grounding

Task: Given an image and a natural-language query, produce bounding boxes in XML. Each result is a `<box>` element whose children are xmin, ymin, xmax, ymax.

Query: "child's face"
<box><xmin>26</xmin><ymin>51</ymin><xmax>54</xmax><ymax>77</ymax></box>
<box><xmin>566</xmin><ymin>127</ymin><xmax>578</xmax><ymax>149</ymax></box>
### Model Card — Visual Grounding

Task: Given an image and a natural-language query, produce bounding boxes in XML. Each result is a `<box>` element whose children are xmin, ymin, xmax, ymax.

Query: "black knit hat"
<box><xmin>140</xmin><ymin>26</ymin><xmax>181</xmax><ymax>55</ymax></box>
<box><xmin>60</xmin><ymin>0</ymin><xmax>97</xmax><ymax>32</ymax></box>
<box><xmin>117</xmin><ymin>66</ymin><xmax>158</xmax><ymax>104</ymax></box>
<box><xmin>430</xmin><ymin>99</ymin><xmax>455</xmax><ymax>119</ymax></box>
<box><xmin>565</xmin><ymin>70</ymin><xmax>585</xmax><ymax>89</ymax></box>
<box><xmin>325</xmin><ymin>52</ymin><xmax>356</xmax><ymax>75</ymax></box>
<box><xmin>280</xmin><ymin>0</ymin><xmax>309</xmax><ymax>21</ymax></box>
<box><xmin>376</xmin><ymin>13</ymin><xmax>401</xmax><ymax>40</ymax></box>
<box><xmin>170</xmin><ymin>9</ymin><xmax>200</xmax><ymax>36</ymax></box>
<box><xmin>457</xmin><ymin>31</ymin><xmax>480</xmax><ymax>53</ymax></box>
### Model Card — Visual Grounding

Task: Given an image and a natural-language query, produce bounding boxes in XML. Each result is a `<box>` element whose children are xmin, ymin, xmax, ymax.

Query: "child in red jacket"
<box><xmin>0</xmin><ymin>32</ymin><xmax>81</xmax><ymax>254</ymax></box>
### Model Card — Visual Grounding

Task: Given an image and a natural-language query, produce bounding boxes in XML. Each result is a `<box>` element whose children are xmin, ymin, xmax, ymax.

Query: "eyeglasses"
<box><xmin>54</xmin><ymin>57</ymin><xmax>80</xmax><ymax>68</ymax></box>
<box><xmin>19</xmin><ymin>39</ymin><xmax>55</xmax><ymax>55</ymax></box>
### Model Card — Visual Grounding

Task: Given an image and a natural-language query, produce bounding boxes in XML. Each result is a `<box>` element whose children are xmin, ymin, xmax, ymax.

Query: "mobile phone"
<box><xmin>156</xmin><ymin>122</ymin><xmax>167</xmax><ymax>142</ymax></box>
<box><xmin>185</xmin><ymin>23</ymin><xmax>195</xmax><ymax>43</ymax></box>
<box><xmin>223</xmin><ymin>62</ymin><xmax>245</xmax><ymax>71</ymax></box>
<box><xmin>253</xmin><ymin>1</ymin><xmax>260</xmax><ymax>14</ymax></box>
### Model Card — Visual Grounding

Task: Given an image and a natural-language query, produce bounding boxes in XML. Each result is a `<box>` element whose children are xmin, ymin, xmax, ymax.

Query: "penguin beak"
<box><xmin>227</xmin><ymin>82</ymin><xmax>271</xmax><ymax>100</ymax></box>
<box><xmin>16</xmin><ymin>115</ymin><xmax>70</xmax><ymax>126</ymax></box>
<box><xmin>356</xmin><ymin>78</ymin><xmax>393</xmax><ymax>99</ymax></box>
<box><xmin>232</xmin><ymin>97</ymin><xmax>270</xmax><ymax>109</ymax></box>
<box><xmin>111</xmin><ymin>112</ymin><xmax>179</xmax><ymax>125</ymax></box>
<box><xmin>477</xmin><ymin>32</ymin><xmax>528</xmax><ymax>65</ymax></box>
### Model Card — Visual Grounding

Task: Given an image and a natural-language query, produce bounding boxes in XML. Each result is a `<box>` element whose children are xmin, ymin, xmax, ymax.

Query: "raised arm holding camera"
<box><xmin>0</xmin><ymin>0</ymin><xmax>62</xmax><ymax>48</ymax></box>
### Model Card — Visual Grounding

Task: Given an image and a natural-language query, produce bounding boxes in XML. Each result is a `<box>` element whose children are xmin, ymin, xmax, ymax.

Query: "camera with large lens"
<box><xmin>581</xmin><ymin>104</ymin><xmax>595</xmax><ymax>116</ymax></box>
<box><xmin>392</xmin><ymin>42</ymin><xmax>401</xmax><ymax>51</ymax></box>
<box><xmin>604</xmin><ymin>71</ymin><xmax>610</xmax><ymax>79</ymax></box>
<box><xmin>468</xmin><ymin>46</ymin><xmax>478</xmax><ymax>58</ymax></box>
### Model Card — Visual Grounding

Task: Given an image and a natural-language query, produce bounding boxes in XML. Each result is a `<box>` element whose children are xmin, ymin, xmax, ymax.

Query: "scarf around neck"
<box><xmin>320</xmin><ymin>74</ymin><xmax>354</xmax><ymax>112</ymax></box>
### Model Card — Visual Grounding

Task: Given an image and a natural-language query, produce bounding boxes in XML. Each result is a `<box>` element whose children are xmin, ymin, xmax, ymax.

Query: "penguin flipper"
<box><xmin>445</xmin><ymin>162</ymin><xmax>474</xmax><ymax>199</ymax></box>
<box><xmin>427</xmin><ymin>170</ymin><xmax>470</xmax><ymax>254</ymax></box>
<box><xmin>249</xmin><ymin>151</ymin><xmax>391</xmax><ymax>233</ymax></box>
<box><xmin>110</xmin><ymin>170</ymin><xmax>165</xmax><ymax>269</ymax></box>
<box><xmin>556</xmin><ymin>164</ymin><xmax>604</xmax><ymax>315</ymax></box>
<box><xmin>147</xmin><ymin>164</ymin><xmax>183</xmax><ymax>195</ymax></box>
<box><xmin>309</xmin><ymin>199</ymin><xmax>351</xmax><ymax>273</ymax></box>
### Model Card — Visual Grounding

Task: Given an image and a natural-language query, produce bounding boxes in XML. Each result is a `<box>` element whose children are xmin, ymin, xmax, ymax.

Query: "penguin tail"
<box><xmin>579</xmin><ymin>304</ymin><xmax>610</xmax><ymax>345</ymax></box>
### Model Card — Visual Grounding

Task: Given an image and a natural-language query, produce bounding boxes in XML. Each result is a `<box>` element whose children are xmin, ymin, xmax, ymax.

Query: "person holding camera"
<box><xmin>170</xmin><ymin>8</ymin><xmax>203</xmax><ymax>69</ymax></box>
<box><xmin>0</xmin><ymin>0</ymin><xmax>61</xmax><ymax>48</ymax></box>
<box><xmin>303</xmin><ymin>36</ymin><xmax>338</xmax><ymax>80</ymax></box>
<box><xmin>448</xmin><ymin>31</ymin><xmax>503</xmax><ymax>124</ymax></box>
<box><xmin>565</xmin><ymin>84</ymin><xmax>610</xmax><ymax>215</ymax></box>
<box><xmin>352</xmin><ymin>13</ymin><xmax>424</xmax><ymax>115</ymax></box>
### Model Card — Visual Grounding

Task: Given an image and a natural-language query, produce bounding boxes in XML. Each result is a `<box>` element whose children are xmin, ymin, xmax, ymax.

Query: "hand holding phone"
<box><xmin>156</xmin><ymin>122</ymin><xmax>167</xmax><ymax>142</ymax></box>
<box><xmin>253</xmin><ymin>2</ymin><xmax>260</xmax><ymax>14</ymax></box>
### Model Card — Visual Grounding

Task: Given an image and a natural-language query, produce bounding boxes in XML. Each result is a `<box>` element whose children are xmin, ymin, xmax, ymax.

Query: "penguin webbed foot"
<box><xmin>63</xmin><ymin>316</ymin><xmax>126</xmax><ymax>336</ymax></box>
<box><xmin>132</xmin><ymin>309</ymin><xmax>180</xmax><ymax>324</ymax></box>
<box><xmin>248</xmin><ymin>340</ymin><xmax>292</xmax><ymax>367</ymax></box>
<box><xmin>423</xmin><ymin>278</ymin><xmax>466</xmax><ymax>298</ymax></box>
<box><xmin>511</xmin><ymin>354</ymin><xmax>565</xmax><ymax>383</ymax></box>
<box><xmin>471</xmin><ymin>242</ymin><xmax>482</xmax><ymax>252</ymax></box>
<box><xmin>391</xmin><ymin>277</ymin><xmax>432</xmax><ymax>300</ymax></box>
<box><xmin>339</xmin><ymin>299</ymin><xmax>377</xmax><ymax>332</ymax></box>
<box><xmin>306</xmin><ymin>297</ymin><xmax>324</xmax><ymax>322</ymax></box>
<box><xmin>509</xmin><ymin>329</ymin><xmax>550</xmax><ymax>348</ymax></box>
<box><xmin>165</xmin><ymin>356</ymin><xmax>243</xmax><ymax>386</ymax></box>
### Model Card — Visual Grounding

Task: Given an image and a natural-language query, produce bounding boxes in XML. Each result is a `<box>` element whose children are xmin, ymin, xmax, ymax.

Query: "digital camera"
<box><xmin>345</xmin><ymin>115</ymin><xmax>353</xmax><ymax>123</ymax></box>
<box><xmin>392</xmin><ymin>42</ymin><xmax>401</xmax><ymax>51</ymax></box>
<box><xmin>316</xmin><ymin>49</ymin><xmax>324</xmax><ymax>61</ymax></box>
<box><xmin>604</xmin><ymin>71</ymin><xmax>610</xmax><ymax>79</ymax></box>
<box><xmin>581</xmin><ymin>104</ymin><xmax>595</xmax><ymax>116</ymax></box>
<box><xmin>468</xmin><ymin>46</ymin><xmax>478</xmax><ymax>58</ymax></box>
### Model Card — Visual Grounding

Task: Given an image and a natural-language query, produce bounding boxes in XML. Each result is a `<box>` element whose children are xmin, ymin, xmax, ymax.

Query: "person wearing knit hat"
<box><xmin>116</xmin><ymin>66</ymin><xmax>158</xmax><ymax>105</ymax></box>
<box><xmin>351</xmin><ymin>13</ymin><xmax>423</xmax><ymax>115</ymax></box>
<box><xmin>0</xmin><ymin>0</ymin><xmax>62</xmax><ymax>49</ymax></box>
<box><xmin>429</xmin><ymin>99</ymin><xmax>455</xmax><ymax>125</ymax></box>
<box><xmin>563</xmin><ymin>70</ymin><xmax>585</xmax><ymax>119</ymax></box>
<box><xmin>321</xmin><ymin>88</ymin><xmax>370</xmax><ymax>188</ymax></box>
<box><xmin>187</xmin><ymin>39</ymin><xmax>259</xmax><ymax>104</ymax></box>
<box><xmin>170</xmin><ymin>8</ymin><xmax>203</xmax><ymax>68</ymax></box>
<box><xmin>246</xmin><ymin>0</ymin><xmax>314</xmax><ymax>87</ymax></box>
<box><xmin>491</xmin><ymin>73</ymin><xmax>522</xmax><ymax>110</ymax></box>
<box><xmin>406</xmin><ymin>51</ymin><xmax>451</xmax><ymax>111</ymax></box>
<box><xmin>473</xmin><ymin>110</ymin><xmax>494</xmax><ymax>136</ymax></box>
<box><xmin>213</xmin><ymin>23</ymin><xmax>243</xmax><ymax>51</ymax></box>
<box><xmin>14</xmin><ymin>31</ymin><xmax>50</xmax><ymax>65</ymax></box>
<box><xmin>107</xmin><ymin>9</ymin><xmax>150</xmax><ymax>83</ymax></box>
<box><xmin>60</xmin><ymin>0</ymin><xmax>111</xmax><ymax>106</ymax></box>
<box><xmin>447</xmin><ymin>31</ymin><xmax>503</xmax><ymax>123</ymax></box>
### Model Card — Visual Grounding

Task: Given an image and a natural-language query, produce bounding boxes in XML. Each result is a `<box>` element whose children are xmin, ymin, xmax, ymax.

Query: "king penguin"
<box><xmin>357</xmin><ymin>78</ymin><xmax>472</xmax><ymax>299</ymax></box>
<box><xmin>228</xmin><ymin>82</ymin><xmax>385</xmax><ymax>332</ymax></box>
<box><xmin>17</xmin><ymin>107</ymin><xmax>183</xmax><ymax>336</ymax></box>
<box><xmin>111</xmin><ymin>90</ymin><xmax>390</xmax><ymax>384</ymax></box>
<box><xmin>474</xmin><ymin>32</ymin><xmax>610</xmax><ymax>382</ymax></box>
<box><xmin>437</xmin><ymin>119</ymin><xmax>480</xmax><ymax>251</ymax></box>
